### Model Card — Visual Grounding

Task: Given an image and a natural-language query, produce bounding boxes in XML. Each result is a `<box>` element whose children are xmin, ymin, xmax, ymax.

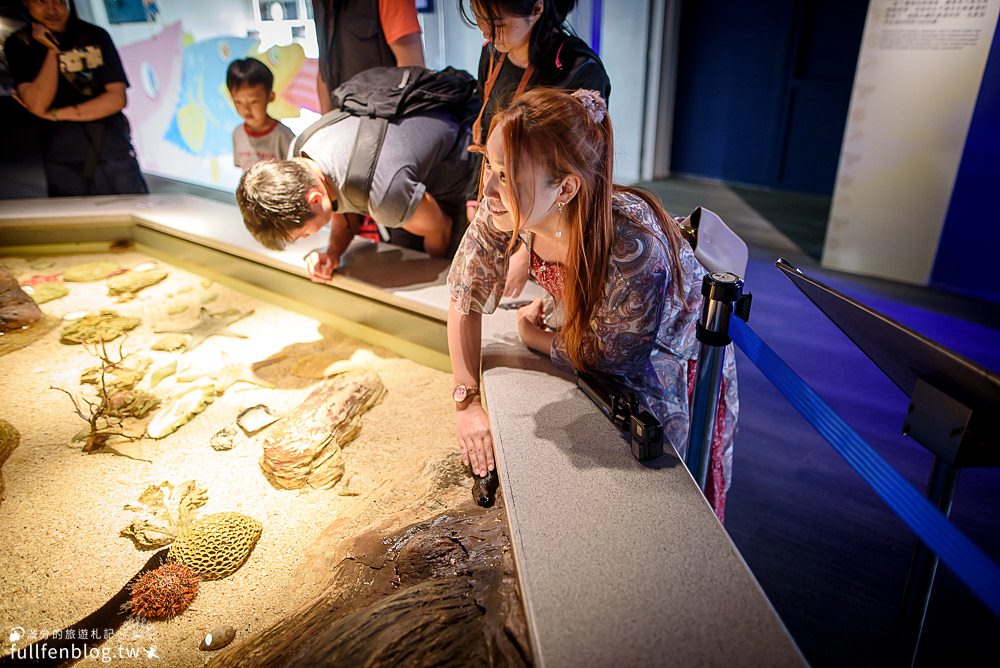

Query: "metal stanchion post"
<box><xmin>896</xmin><ymin>457</ymin><xmax>959</xmax><ymax>667</ymax></box>
<box><xmin>894</xmin><ymin>378</ymin><xmax>971</xmax><ymax>666</ymax></box>
<box><xmin>686</xmin><ymin>272</ymin><xmax>750</xmax><ymax>490</ymax></box>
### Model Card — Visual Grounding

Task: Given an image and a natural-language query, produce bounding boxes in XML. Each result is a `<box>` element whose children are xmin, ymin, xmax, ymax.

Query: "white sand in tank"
<box><xmin>0</xmin><ymin>249</ymin><xmax>473</xmax><ymax>667</ymax></box>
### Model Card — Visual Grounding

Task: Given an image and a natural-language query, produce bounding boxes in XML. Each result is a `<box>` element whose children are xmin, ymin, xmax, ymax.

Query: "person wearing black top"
<box><xmin>460</xmin><ymin>0</ymin><xmax>611</xmax><ymax>298</ymax></box>
<box><xmin>5</xmin><ymin>0</ymin><xmax>147</xmax><ymax>197</ymax></box>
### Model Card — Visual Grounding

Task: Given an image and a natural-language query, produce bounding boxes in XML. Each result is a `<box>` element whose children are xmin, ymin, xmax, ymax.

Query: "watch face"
<box><xmin>453</xmin><ymin>385</ymin><xmax>467</xmax><ymax>402</ymax></box>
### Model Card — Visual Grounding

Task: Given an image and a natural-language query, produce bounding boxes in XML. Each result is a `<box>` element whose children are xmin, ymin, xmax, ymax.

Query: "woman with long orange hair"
<box><xmin>447</xmin><ymin>88</ymin><xmax>739</xmax><ymax>520</ymax></box>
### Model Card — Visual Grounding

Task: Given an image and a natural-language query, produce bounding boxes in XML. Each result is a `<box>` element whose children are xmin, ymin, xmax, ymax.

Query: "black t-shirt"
<box><xmin>5</xmin><ymin>19</ymin><xmax>129</xmax><ymax>108</ymax></box>
<box><xmin>475</xmin><ymin>33</ymin><xmax>611</xmax><ymax>147</ymax></box>
<box><xmin>4</xmin><ymin>19</ymin><xmax>133</xmax><ymax>161</ymax></box>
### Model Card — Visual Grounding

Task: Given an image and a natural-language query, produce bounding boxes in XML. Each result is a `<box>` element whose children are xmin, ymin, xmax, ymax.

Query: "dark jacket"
<box><xmin>475</xmin><ymin>33</ymin><xmax>611</xmax><ymax>146</ymax></box>
<box><xmin>311</xmin><ymin>0</ymin><xmax>396</xmax><ymax>107</ymax></box>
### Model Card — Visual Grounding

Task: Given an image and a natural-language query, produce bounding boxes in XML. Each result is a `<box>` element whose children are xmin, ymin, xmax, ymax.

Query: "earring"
<box><xmin>556</xmin><ymin>200</ymin><xmax>565</xmax><ymax>238</ymax></box>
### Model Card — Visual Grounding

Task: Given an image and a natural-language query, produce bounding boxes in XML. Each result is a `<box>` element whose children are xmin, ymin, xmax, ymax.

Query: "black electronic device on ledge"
<box><xmin>577</xmin><ymin>372</ymin><xmax>663</xmax><ymax>461</ymax></box>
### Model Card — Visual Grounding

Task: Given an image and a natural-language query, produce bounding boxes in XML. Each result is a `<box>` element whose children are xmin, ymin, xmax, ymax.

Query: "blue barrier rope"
<box><xmin>730</xmin><ymin>317</ymin><xmax>1000</xmax><ymax>618</ymax></box>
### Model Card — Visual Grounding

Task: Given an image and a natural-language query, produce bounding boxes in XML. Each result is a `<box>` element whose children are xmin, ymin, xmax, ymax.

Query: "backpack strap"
<box><xmin>290</xmin><ymin>108</ymin><xmax>351</xmax><ymax>157</ymax></box>
<box><xmin>341</xmin><ymin>116</ymin><xmax>388</xmax><ymax>213</ymax></box>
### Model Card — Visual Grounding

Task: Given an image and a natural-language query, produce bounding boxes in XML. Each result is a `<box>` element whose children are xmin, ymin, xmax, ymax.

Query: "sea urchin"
<box><xmin>127</xmin><ymin>563</ymin><xmax>200</xmax><ymax>620</ymax></box>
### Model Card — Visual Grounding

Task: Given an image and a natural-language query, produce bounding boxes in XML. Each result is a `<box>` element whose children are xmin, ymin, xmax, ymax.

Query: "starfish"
<box><xmin>176</xmin><ymin>353</ymin><xmax>275</xmax><ymax>393</ymax></box>
<box><xmin>154</xmin><ymin>307</ymin><xmax>253</xmax><ymax>351</ymax></box>
<box><xmin>212</xmin><ymin>361</ymin><xmax>274</xmax><ymax>392</ymax></box>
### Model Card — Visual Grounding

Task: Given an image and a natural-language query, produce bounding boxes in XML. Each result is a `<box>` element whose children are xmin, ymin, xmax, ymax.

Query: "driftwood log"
<box><xmin>0</xmin><ymin>268</ymin><xmax>43</xmax><ymax>333</ymax></box>
<box><xmin>209</xmin><ymin>505</ymin><xmax>531</xmax><ymax>667</ymax></box>
<box><xmin>260</xmin><ymin>370</ymin><xmax>386</xmax><ymax>490</ymax></box>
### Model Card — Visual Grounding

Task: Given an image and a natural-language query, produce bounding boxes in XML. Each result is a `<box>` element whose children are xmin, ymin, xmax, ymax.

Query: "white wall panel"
<box><xmin>824</xmin><ymin>0</ymin><xmax>999</xmax><ymax>284</ymax></box>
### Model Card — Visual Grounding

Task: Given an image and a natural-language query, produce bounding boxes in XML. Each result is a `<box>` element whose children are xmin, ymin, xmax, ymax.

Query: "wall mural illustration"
<box><xmin>118</xmin><ymin>22</ymin><xmax>320</xmax><ymax>190</ymax></box>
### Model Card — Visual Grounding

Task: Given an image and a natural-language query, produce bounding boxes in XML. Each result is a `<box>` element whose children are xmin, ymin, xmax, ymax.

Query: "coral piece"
<box><xmin>80</xmin><ymin>356</ymin><xmax>151</xmax><ymax>390</ymax></box>
<box><xmin>154</xmin><ymin>307</ymin><xmax>252</xmax><ymax>351</ymax></box>
<box><xmin>1</xmin><ymin>267</ymin><xmax>44</xmax><ymax>333</ymax></box>
<box><xmin>60</xmin><ymin>310</ymin><xmax>140</xmax><ymax>345</ymax></box>
<box><xmin>149</xmin><ymin>361</ymin><xmax>177</xmax><ymax>388</ymax></box>
<box><xmin>127</xmin><ymin>563</ymin><xmax>200</xmax><ymax>619</ymax></box>
<box><xmin>25</xmin><ymin>282</ymin><xmax>69</xmax><ymax>304</ymax></box>
<box><xmin>121</xmin><ymin>480</ymin><xmax>209</xmax><ymax>549</ymax></box>
<box><xmin>146</xmin><ymin>378</ymin><xmax>216</xmax><ymax>439</ymax></box>
<box><xmin>19</xmin><ymin>272</ymin><xmax>62</xmax><ymax>286</ymax></box>
<box><xmin>200</xmin><ymin>626</ymin><xmax>236</xmax><ymax>651</ymax></box>
<box><xmin>168</xmin><ymin>512</ymin><xmax>262</xmax><ymax>580</ymax></box>
<box><xmin>62</xmin><ymin>260</ymin><xmax>121</xmax><ymax>282</ymax></box>
<box><xmin>105</xmin><ymin>389</ymin><xmax>160</xmax><ymax>419</ymax></box>
<box><xmin>146</xmin><ymin>358</ymin><xmax>271</xmax><ymax>440</ymax></box>
<box><xmin>152</xmin><ymin>334</ymin><xmax>188</xmax><ymax>352</ymax></box>
<box><xmin>260</xmin><ymin>370</ymin><xmax>386</xmax><ymax>490</ymax></box>
<box><xmin>210</xmin><ymin>425</ymin><xmax>241</xmax><ymax>451</ymax></box>
<box><xmin>337</xmin><ymin>475</ymin><xmax>360</xmax><ymax>497</ymax></box>
<box><xmin>107</xmin><ymin>268</ymin><xmax>168</xmax><ymax>297</ymax></box>
<box><xmin>0</xmin><ymin>419</ymin><xmax>20</xmax><ymax>505</ymax></box>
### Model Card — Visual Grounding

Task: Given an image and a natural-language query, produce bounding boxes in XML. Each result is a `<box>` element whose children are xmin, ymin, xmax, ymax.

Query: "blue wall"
<box><xmin>670</xmin><ymin>0</ymin><xmax>867</xmax><ymax>195</ymax></box>
<box><xmin>931</xmin><ymin>21</ymin><xmax>1000</xmax><ymax>304</ymax></box>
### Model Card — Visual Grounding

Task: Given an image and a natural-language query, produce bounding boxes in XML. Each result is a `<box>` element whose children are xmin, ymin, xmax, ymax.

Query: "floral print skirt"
<box><xmin>686</xmin><ymin>361</ymin><xmax>732</xmax><ymax>524</ymax></box>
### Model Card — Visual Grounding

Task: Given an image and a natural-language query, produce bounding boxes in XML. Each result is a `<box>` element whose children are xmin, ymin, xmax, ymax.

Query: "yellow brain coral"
<box><xmin>167</xmin><ymin>512</ymin><xmax>262</xmax><ymax>580</ymax></box>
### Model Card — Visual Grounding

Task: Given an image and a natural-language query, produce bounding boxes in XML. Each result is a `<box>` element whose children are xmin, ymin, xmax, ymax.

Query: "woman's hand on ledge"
<box><xmin>456</xmin><ymin>399</ymin><xmax>494</xmax><ymax>478</ymax></box>
<box><xmin>516</xmin><ymin>298</ymin><xmax>555</xmax><ymax>355</ymax></box>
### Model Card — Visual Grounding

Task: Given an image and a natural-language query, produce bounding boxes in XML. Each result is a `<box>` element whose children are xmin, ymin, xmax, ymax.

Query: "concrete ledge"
<box><xmin>481</xmin><ymin>309</ymin><xmax>805</xmax><ymax>666</ymax></box>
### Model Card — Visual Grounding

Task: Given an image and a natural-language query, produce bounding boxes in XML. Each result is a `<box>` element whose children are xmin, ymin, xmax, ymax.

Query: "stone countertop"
<box><xmin>481</xmin><ymin>305</ymin><xmax>805</xmax><ymax>667</ymax></box>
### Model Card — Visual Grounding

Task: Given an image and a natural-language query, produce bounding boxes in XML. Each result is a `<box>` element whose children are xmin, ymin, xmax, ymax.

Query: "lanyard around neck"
<box><xmin>470</xmin><ymin>51</ymin><xmax>535</xmax><ymax>150</ymax></box>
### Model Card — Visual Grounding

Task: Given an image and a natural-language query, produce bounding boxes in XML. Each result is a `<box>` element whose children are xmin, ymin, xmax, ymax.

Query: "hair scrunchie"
<box><xmin>571</xmin><ymin>89</ymin><xmax>607</xmax><ymax>125</ymax></box>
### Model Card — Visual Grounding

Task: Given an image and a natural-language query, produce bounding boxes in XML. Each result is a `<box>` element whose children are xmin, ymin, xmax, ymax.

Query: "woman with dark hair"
<box><xmin>448</xmin><ymin>88</ymin><xmax>739</xmax><ymax>521</ymax></box>
<box><xmin>461</xmin><ymin>0</ymin><xmax>610</xmax><ymax>297</ymax></box>
<box><xmin>4</xmin><ymin>0</ymin><xmax>147</xmax><ymax>196</ymax></box>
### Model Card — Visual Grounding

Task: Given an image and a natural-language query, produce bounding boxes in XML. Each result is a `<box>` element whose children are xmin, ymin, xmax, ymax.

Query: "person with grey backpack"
<box><xmin>236</xmin><ymin>66</ymin><xmax>481</xmax><ymax>278</ymax></box>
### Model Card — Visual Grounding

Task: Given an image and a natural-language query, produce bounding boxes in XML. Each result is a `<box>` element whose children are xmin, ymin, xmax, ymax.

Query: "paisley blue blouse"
<box><xmin>448</xmin><ymin>191</ymin><xmax>739</xmax><ymax>502</ymax></box>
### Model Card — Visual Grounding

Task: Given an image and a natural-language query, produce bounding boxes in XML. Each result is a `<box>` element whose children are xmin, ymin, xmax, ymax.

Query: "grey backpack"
<box><xmin>291</xmin><ymin>66</ymin><xmax>480</xmax><ymax>212</ymax></box>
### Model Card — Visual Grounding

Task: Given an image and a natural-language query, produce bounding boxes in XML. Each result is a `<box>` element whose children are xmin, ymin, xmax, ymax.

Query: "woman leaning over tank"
<box><xmin>447</xmin><ymin>88</ymin><xmax>739</xmax><ymax>521</ymax></box>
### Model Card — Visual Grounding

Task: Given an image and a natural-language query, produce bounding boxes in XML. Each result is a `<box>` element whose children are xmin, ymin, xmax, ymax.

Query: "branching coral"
<box><xmin>52</xmin><ymin>338</ymin><xmax>151</xmax><ymax>452</ymax></box>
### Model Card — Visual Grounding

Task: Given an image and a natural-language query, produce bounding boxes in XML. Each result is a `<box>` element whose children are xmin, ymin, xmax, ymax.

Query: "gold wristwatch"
<box><xmin>452</xmin><ymin>383</ymin><xmax>479</xmax><ymax>403</ymax></box>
